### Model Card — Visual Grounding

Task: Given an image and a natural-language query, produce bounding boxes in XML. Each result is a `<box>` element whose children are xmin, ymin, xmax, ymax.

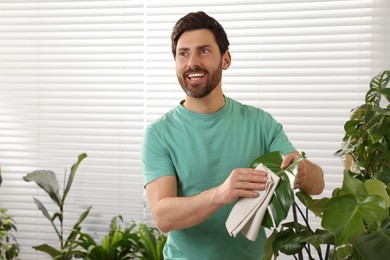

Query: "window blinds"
<box><xmin>0</xmin><ymin>1</ymin><xmax>389</xmax><ymax>259</ymax></box>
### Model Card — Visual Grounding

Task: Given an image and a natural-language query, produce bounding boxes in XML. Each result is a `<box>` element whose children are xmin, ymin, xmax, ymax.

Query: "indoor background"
<box><xmin>1</xmin><ymin>0</ymin><xmax>389</xmax><ymax>259</ymax></box>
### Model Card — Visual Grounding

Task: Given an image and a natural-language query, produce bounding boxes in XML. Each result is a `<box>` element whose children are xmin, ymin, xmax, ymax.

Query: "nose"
<box><xmin>187</xmin><ymin>54</ymin><xmax>200</xmax><ymax>69</ymax></box>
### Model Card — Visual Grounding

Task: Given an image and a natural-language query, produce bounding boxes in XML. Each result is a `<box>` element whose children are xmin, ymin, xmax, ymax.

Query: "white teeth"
<box><xmin>188</xmin><ymin>73</ymin><xmax>204</xmax><ymax>78</ymax></box>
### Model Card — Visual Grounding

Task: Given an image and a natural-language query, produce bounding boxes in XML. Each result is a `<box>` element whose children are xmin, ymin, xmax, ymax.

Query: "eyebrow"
<box><xmin>178</xmin><ymin>45</ymin><xmax>212</xmax><ymax>52</ymax></box>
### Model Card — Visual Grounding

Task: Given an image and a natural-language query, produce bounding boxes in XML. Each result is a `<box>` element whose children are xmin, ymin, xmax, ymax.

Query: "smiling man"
<box><xmin>142</xmin><ymin>11</ymin><xmax>324</xmax><ymax>260</ymax></box>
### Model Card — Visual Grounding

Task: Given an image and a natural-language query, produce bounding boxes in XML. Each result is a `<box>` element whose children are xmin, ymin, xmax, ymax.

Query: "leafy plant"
<box><xmin>75</xmin><ymin>215</ymin><xmax>166</xmax><ymax>260</ymax></box>
<box><xmin>249</xmin><ymin>151</ymin><xmax>305</xmax><ymax>229</ymax></box>
<box><xmin>335</xmin><ymin>70</ymin><xmax>390</xmax><ymax>191</ymax></box>
<box><xmin>260</xmin><ymin>70</ymin><xmax>390</xmax><ymax>260</ymax></box>
<box><xmin>23</xmin><ymin>153</ymin><xmax>91</xmax><ymax>260</ymax></box>
<box><xmin>0</xmin><ymin>168</ymin><xmax>20</xmax><ymax>260</ymax></box>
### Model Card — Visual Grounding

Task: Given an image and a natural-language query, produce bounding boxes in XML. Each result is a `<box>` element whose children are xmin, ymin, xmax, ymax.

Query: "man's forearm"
<box><xmin>152</xmin><ymin>188</ymin><xmax>223</xmax><ymax>233</ymax></box>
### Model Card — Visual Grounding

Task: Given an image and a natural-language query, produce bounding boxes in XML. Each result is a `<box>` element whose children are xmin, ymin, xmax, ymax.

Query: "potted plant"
<box><xmin>252</xmin><ymin>70</ymin><xmax>390</xmax><ymax>259</ymax></box>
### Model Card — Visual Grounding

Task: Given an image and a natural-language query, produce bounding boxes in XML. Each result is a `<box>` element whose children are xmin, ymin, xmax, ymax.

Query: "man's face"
<box><xmin>175</xmin><ymin>29</ymin><xmax>227</xmax><ymax>98</ymax></box>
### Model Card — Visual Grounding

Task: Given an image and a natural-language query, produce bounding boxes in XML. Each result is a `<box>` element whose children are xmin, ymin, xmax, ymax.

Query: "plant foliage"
<box><xmin>23</xmin><ymin>153</ymin><xmax>91</xmax><ymax>260</ymax></box>
<box><xmin>74</xmin><ymin>215</ymin><xmax>166</xmax><ymax>260</ymax></box>
<box><xmin>262</xmin><ymin>70</ymin><xmax>390</xmax><ymax>260</ymax></box>
<box><xmin>0</xmin><ymin>168</ymin><xmax>20</xmax><ymax>260</ymax></box>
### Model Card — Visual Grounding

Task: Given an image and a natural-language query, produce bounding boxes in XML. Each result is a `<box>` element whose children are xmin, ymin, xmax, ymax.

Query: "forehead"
<box><xmin>177</xmin><ymin>29</ymin><xmax>218</xmax><ymax>49</ymax></box>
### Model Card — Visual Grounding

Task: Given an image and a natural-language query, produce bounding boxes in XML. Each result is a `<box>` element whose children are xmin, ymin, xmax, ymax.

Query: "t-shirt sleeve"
<box><xmin>141</xmin><ymin>125</ymin><xmax>176</xmax><ymax>187</ymax></box>
<box><xmin>264</xmin><ymin>111</ymin><xmax>297</xmax><ymax>155</ymax></box>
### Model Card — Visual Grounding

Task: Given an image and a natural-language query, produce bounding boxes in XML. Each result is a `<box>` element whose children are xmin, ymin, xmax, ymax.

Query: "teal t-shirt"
<box><xmin>142</xmin><ymin>96</ymin><xmax>296</xmax><ymax>260</ymax></box>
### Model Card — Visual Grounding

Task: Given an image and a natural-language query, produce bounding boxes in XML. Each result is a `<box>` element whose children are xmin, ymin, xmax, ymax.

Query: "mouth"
<box><xmin>185</xmin><ymin>72</ymin><xmax>206</xmax><ymax>83</ymax></box>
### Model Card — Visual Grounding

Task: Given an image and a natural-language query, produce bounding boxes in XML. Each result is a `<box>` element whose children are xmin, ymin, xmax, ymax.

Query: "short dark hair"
<box><xmin>171</xmin><ymin>11</ymin><xmax>230</xmax><ymax>59</ymax></box>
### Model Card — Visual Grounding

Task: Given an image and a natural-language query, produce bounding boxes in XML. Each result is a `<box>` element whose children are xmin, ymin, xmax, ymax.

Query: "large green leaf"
<box><xmin>268</xmin><ymin>179</ymin><xmax>294</xmax><ymax>227</ymax></box>
<box><xmin>351</xmin><ymin>217</ymin><xmax>390</xmax><ymax>259</ymax></box>
<box><xmin>296</xmin><ymin>191</ymin><xmax>329</xmax><ymax>218</ymax></box>
<box><xmin>23</xmin><ymin>170</ymin><xmax>62</xmax><ymax>207</ymax></box>
<box><xmin>63</xmin><ymin>153</ymin><xmax>87</xmax><ymax>203</ymax></box>
<box><xmin>250</xmin><ymin>151</ymin><xmax>284</xmax><ymax>173</ymax></box>
<box><xmin>341</xmin><ymin>171</ymin><xmax>368</xmax><ymax>202</ymax></box>
<box><xmin>33</xmin><ymin>244</ymin><xmax>62</xmax><ymax>258</ymax></box>
<box><xmin>322</xmin><ymin>193</ymin><xmax>388</xmax><ymax>245</ymax></box>
<box><xmin>249</xmin><ymin>151</ymin><xmax>304</xmax><ymax>228</ymax></box>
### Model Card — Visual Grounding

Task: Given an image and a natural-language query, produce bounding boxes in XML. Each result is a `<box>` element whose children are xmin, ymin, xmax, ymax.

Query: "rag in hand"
<box><xmin>225</xmin><ymin>163</ymin><xmax>280</xmax><ymax>241</ymax></box>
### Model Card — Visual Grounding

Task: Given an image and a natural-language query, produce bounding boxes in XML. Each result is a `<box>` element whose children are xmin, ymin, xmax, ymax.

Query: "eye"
<box><xmin>200</xmin><ymin>48</ymin><xmax>209</xmax><ymax>55</ymax></box>
<box><xmin>178</xmin><ymin>51</ymin><xmax>188</xmax><ymax>57</ymax></box>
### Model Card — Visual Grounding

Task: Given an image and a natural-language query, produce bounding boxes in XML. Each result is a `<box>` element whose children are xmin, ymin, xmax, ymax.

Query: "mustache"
<box><xmin>184</xmin><ymin>68</ymin><xmax>208</xmax><ymax>75</ymax></box>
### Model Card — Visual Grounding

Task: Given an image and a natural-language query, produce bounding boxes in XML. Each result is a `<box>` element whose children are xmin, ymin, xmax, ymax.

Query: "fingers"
<box><xmin>281</xmin><ymin>153</ymin><xmax>299</xmax><ymax>169</ymax></box>
<box><xmin>215</xmin><ymin>168</ymin><xmax>269</xmax><ymax>205</ymax></box>
<box><xmin>230</xmin><ymin>168</ymin><xmax>268</xmax><ymax>193</ymax></box>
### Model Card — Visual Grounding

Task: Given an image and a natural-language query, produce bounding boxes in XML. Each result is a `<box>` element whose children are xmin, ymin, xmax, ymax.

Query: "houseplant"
<box><xmin>0</xmin><ymin>168</ymin><xmax>20</xmax><ymax>260</ymax></box>
<box><xmin>74</xmin><ymin>215</ymin><xmax>166</xmax><ymax>260</ymax></box>
<box><xmin>23</xmin><ymin>153</ymin><xmax>166</xmax><ymax>259</ymax></box>
<box><xmin>256</xmin><ymin>70</ymin><xmax>390</xmax><ymax>259</ymax></box>
<box><xmin>23</xmin><ymin>153</ymin><xmax>92</xmax><ymax>259</ymax></box>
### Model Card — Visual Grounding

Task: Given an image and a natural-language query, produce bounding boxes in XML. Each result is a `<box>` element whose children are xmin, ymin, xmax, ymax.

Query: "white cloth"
<box><xmin>225</xmin><ymin>163</ymin><xmax>280</xmax><ymax>241</ymax></box>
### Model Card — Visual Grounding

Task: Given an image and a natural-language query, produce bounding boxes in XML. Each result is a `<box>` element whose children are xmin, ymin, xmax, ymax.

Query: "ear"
<box><xmin>222</xmin><ymin>50</ymin><xmax>231</xmax><ymax>70</ymax></box>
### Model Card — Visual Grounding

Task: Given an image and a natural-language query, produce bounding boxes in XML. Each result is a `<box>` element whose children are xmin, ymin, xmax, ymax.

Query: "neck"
<box><xmin>183</xmin><ymin>87</ymin><xmax>225</xmax><ymax>114</ymax></box>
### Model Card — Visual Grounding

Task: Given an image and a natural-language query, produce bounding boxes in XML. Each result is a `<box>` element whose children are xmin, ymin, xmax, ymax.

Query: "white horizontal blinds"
<box><xmin>0</xmin><ymin>1</ymin><xmax>145</xmax><ymax>259</ymax></box>
<box><xmin>0</xmin><ymin>1</ymin><xmax>389</xmax><ymax>260</ymax></box>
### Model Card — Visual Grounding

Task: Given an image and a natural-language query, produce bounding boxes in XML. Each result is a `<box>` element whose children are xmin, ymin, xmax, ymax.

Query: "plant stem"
<box><xmin>292</xmin><ymin>196</ymin><xmax>304</xmax><ymax>260</ymax></box>
<box><xmin>294</xmin><ymin>201</ymin><xmax>312</xmax><ymax>231</ymax></box>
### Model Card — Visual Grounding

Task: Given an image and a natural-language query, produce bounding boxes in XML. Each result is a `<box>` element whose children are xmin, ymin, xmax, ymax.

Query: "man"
<box><xmin>142</xmin><ymin>11</ymin><xmax>324</xmax><ymax>260</ymax></box>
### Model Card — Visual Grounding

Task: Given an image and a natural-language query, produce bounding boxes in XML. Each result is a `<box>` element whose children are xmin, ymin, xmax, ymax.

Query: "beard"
<box><xmin>177</xmin><ymin>62</ymin><xmax>223</xmax><ymax>98</ymax></box>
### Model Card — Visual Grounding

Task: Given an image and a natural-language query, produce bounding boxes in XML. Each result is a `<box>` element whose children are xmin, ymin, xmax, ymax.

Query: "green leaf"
<box><xmin>296</xmin><ymin>191</ymin><xmax>329</xmax><ymax>218</ymax></box>
<box><xmin>66</xmin><ymin>206</ymin><xmax>92</xmax><ymax>244</ymax></box>
<box><xmin>364</xmin><ymin>179</ymin><xmax>389</xmax><ymax>207</ymax></box>
<box><xmin>250</xmin><ymin>151</ymin><xmax>306</xmax><ymax>228</ymax></box>
<box><xmin>268</xmin><ymin>180</ymin><xmax>294</xmax><ymax>227</ymax></box>
<box><xmin>351</xmin><ymin>217</ymin><xmax>390</xmax><ymax>260</ymax></box>
<box><xmin>264</xmin><ymin>229</ymin><xmax>278</xmax><ymax>260</ymax></box>
<box><xmin>273</xmin><ymin>228</ymin><xmax>308</xmax><ymax>255</ymax></box>
<box><xmin>334</xmin><ymin>243</ymin><xmax>354</xmax><ymax>260</ymax></box>
<box><xmin>63</xmin><ymin>153</ymin><xmax>87</xmax><ymax>203</ymax></box>
<box><xmin>23</xmin><ymin>170</ymin><xmax>62</xmax><ymax>207</ymax></box>
<box><xmin>250</xmin><ymin>151</ymin><xmax>284</xmax><ymax>173</ymax></box>
<box><xmin>322</xmin><ymin>194</ymin><xmax>388</xmax><ymax>245</ymax></box>
<box><xmin>373</xmin><ymin>88</ymin><xmax>390</xmax><ymax>103</ymax></box>
<box><xmin>33</xmin><ymin>244</ymin><xmax>62</xmax><ymax>258</ymax></box>
<box><xmin>341</xmin><ymin>171</ymin><xmax>368</xmax><ymax>202</ymax></box>
<box><xmin>261</xmin><ymin>210</ymin><xmax>274</xmax><ymax>229</ymax></box>
<box><xmin>33</xmin><ymin>197</ymin><xmax>61</xmax><ymax>239</ymax></box>
<box><xmin>367</xmin><ymin>70</ymin><xmax>390</xmax><ymax>105</ymax></box>
<box><xmin>138</xmin><ymin>223</ymin><xmax>158</xmax><ymax>260</ymax></box>
<box><xmin>367</xmin><ymin>113</ymin><xmax>387</xmax><ymax>144</ymax></box>
<box><xmin>302</xmin><ymin>229</ymin><xmax>334</xmax><ymax>253</ymax></box>
<box><xmin>156</xmin><ymin>235</ymin><xmax>167</xmax><ymax>260</ymax></box>
<box><xmin>376</xmin><ymin>165</ymin><xmax>390</xmax><ymax>186</ymax></box>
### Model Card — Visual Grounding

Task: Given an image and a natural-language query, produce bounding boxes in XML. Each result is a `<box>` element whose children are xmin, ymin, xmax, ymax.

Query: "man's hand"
<box><xmin>213</xmin><ymin>168</ymin><xmax>268</xmax><ymax>205</ymax></box>
<box><xmin>281</xmin><ymin>152</ymin><xmax>325</xmax><ymax>195</ymax></box>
